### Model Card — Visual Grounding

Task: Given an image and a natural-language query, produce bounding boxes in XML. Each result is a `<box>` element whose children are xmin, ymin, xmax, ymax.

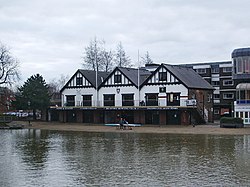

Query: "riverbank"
<box><xmin>12</xmin><ymin>121</ymin><xmax>250</xmax><ymax>135</ymax></box>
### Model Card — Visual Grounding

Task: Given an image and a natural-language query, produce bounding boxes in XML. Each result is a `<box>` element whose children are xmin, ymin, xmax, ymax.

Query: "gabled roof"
<box><xmin>163</xmin><ymin>64</ymin><xmax>214</xmax><ymax>90</ymax></box>
<box><xmin>78</xmin><ymin>69</ymin><xmax>109</xmax><ymax>88</ymax></box>
<box><xmin>118</xmin><ymin>67</ymin><xmax>152</xmax><ymax>87</ymax></box>
<box><xmin>99</xmin><ymin>67</ymin><xmax>151</xmax><ymax>88</ymax></box>
<box><xmin>60</xmin><ymin>69</ymin><xmax>109</xmax><ymax>92</ymax></box>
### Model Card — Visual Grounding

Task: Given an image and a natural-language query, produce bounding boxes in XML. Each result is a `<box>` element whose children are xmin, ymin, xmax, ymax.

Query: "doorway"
<box><xmin>167</xmin><ymin>110</ymin><xmax>180</xmax><ymax>125</ymax></box>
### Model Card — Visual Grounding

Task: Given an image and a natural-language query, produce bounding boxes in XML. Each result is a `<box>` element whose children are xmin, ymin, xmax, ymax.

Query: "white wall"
<box><xmin>99</xmin><ymin>86</ymin><xmax>139</xmax><ymax>106</ymax></box>
<box><xmin>62</xmin><ymin>81</ymin><xmax>189</xmax><ymax>107</ymax></box>
<box><xmin>61</xmin><ymin>87</ymin><xmax>97</xmax><ymax>106</ymax></box>
<box><xmin>140</xmin><ymin>84</ymin><xmax>188</xmax><ymax>106</ymax></box>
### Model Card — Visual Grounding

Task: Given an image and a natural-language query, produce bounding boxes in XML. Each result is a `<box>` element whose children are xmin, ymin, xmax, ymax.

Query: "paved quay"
<box><xmin>18</xmin><ymin>121</ymin><xmax>250</xmax><ymax>135</ymax></box>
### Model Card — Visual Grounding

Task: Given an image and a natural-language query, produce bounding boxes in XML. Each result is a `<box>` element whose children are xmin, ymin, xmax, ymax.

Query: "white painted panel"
<box><xmin>219</xmin><ymin>63</ymin><xmax>232</xmax><ymax>68</ymax></box>
<box><xmin>140</xmin><ymin>84</ymin><xmax>188</xmax><ymax>107</ymax></box>
<box><xmin>193</xmin><ymin>65</ymin><xmax>210</xmax><ymax>69</ymax></box>
<box><xmin>99</xmin><ymin>86</ymin><xmax>139</xmax><ymax>106</ymax></box>
<box><xmin>167</xmin><ymin>72</ymin><xmax>171</xmax><ymax>83</ymax></box>
<box><xmin>211</xmin><ymin>77</ymin><xmax>220</xmax><ymax>81</ymax></box>
<box><xmin>62</xmin><ymin>87</ymin><xmax>97</xmax><ymax>106</ymax></box>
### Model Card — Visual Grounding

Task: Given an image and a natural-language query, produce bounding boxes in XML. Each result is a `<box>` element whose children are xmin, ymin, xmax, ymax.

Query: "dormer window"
<box><xmin>159</xmin><ymin>72</ymin><xmax>167</xmax><ymax>81</ymax></box>
<box><xmin>114</xmin><ymin>75</ymin><xmax>122</xmax><ymax>83</ymax></box>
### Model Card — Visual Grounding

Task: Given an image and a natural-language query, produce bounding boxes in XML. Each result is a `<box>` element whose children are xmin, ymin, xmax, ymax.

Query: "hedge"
<box><xmin>220</xmin><ymin>117</ymin><xmax>243</xmax><ymax>124</ymax></box>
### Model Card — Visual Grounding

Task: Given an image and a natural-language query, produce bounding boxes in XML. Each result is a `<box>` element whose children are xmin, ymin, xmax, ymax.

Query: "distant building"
<box><xmin>0</xmin><ymin>87</ymin><xmax>15</xmax><ymax>113</ymax></box>
<box><xmin>183</xmin><ymin>61</ymin><xmax>234</xmax><ymax>120</ymax></box>
<box><xmin>232</xmin><ymin>47</ymin><xmax>250</xmax><ymax>124</ymax></box>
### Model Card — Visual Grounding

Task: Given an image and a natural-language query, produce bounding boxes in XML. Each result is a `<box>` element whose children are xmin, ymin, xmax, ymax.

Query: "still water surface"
<box><xmin>0</xmin><ymin>129</ymin><xmax>250</xmax><ymax>186</ymax></box>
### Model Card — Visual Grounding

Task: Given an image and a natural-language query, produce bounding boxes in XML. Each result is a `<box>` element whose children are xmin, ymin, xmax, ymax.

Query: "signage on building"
<box><xmin>186</xmin><ymin>99</ymin><xmax>197</xmax><ymax>106</ymax></box>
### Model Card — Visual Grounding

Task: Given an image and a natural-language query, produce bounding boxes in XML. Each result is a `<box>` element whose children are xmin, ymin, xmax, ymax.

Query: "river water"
<box><xmin>0</xmin><ymin>129</ymin><xmax>250</xmax><ymax>186</ymax></box>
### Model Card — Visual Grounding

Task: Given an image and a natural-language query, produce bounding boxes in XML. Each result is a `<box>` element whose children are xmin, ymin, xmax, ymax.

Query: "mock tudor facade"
<box><xmin>49</xmin><ymin>63</ymin><xmax>214</xmax><ymax>125</ymax></box>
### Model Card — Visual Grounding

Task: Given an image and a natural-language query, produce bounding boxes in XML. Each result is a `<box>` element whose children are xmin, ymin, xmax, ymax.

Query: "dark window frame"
<box><xmin>159</xmin><ymin>72</ymin><xmax>167</xmax><ymax>81</ymax></box>
<box><xmin>223</xmin><ymin>67</ymin><xmax>232</xmax><ymax>73</ymax></box>
<box><xmin>223</xmin><ymin>93</ymin><xmax>234</xmax><ymax>99</ymax></box>
<box><xmin>104</xmin><ymin>94</ymin><xmax>115</xmax><ymax>106</ymax></box>
<box><xmin>122</xmin><ymin>94</ymin><xmax>134</xmax><ymax>106</ymax></box>
<box><xmin>114</xmin><ymin>74</ymin><xmax>122</xmax><ymax>83</ymax></box>
<box><xmin>76</xmin><ymin>77</ymin><xmax>83</xmax><ymax>86</ymax></box>
<box><xmin>66</xmin><ymin>95</ymin><xmax>75</xmax><ymax>106</ymax></box>
<box><xmin>82</xmin><ymin>95</ymin><xmax>92</xmax><ymax>106</ymax></box>
<box><xmin>196</xmin><ymin>68</ymin><xmax>206</xmax><ymax>74</ymax></box>
<box><xmin>223</xmin><ymin>80</ymin><xmax>234</xmax><ymax>86</ymax></box>
<box><xmin>145</xmin><ymin>93</ymin><xmax>158</xmax><ymax>106</ymax></box>
<box><xmin>167</xmin><ymin>92</ymin><xmax>180</xmax><ymax>106</ymax></box>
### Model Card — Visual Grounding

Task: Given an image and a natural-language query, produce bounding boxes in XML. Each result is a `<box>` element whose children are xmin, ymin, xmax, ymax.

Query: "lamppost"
<box><xmin>28</xmin><ymin>101</ymin><xmax>31</xmax><ymax>126</ymax></box>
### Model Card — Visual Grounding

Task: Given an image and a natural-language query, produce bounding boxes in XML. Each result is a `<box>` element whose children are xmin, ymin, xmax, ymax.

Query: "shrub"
<box><xmin>220</xmin><ymin>117</ymin><xmax>243</xmax><ymax>124</ymax></box>
<box><xmin>220</xmin><ymin>117</ymin><xmax>244</xmax><ymax>128</ymax></box>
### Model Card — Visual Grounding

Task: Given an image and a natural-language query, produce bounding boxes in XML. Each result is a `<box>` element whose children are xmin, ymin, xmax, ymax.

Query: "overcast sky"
<box><xmin>1</xmin><ymin>0</ymin><xmax>250</xmax><ymax>84</ymax></box>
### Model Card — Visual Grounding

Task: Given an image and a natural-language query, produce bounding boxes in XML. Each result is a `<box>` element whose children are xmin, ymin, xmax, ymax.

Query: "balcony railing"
<box><xmin>62</xmin><ymin>98</ymin><xmax>190</xmax><ymax>108</ymax></box>
<box><xmin>236</xmin><ymin>100</ymin><xmax>250</xmax><ymax>104</ymax></box>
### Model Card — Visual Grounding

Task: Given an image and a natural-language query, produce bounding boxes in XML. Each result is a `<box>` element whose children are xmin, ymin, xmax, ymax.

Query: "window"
<box><xmin>66</xmin><ymin>95</ymin><xmax>75</xmax><ymax>106</ymax></box>
<box><xmin>159</xmin><ymin>72</ymin><xmax>167</xmax><ymax>81</ymax></box>
<box><xmin>76</xmin><ymin>77</ymin><xmax>83</xmax><ymax>85</ymax></box>
<box><xmin>223</xmin><ymin>80</ymin><xmax>233</xmax><ymax>86</ymax></box>
<box><xmin>212</xmin><ymin>67</ymin><xmax>219</xmax><ymax>73</ymax></box>
<box><xmin>114</xmin><ymin>75</ymin><xmax>122</xmax><ymax>83</ymax></box>
<box><xmin>122</xmin><ymin>94</ymin><xmax>134</xmax><ymax>106</ymax></box>
<box><xmin>207</xmin><ymin>94</ymin><xmax>211</xmax><ymax>102</ymax></box>
<box><xmin>236</xmin><ymin>89</ymin><xmax>250</xmax><ymax>104</ymax></box>
<box><xmin>167</xmin><ymin>93</ymin><xmax>180</xmax><ymax>106</ymax></box>
<box><xmin>211</xmin><ymin>81</ymin><xmax>220</xmax><ymax>86</ymax></box>
<box><xmin>82</xmin><ymin>95</ymin><xmax>92</xmax><ymax>106</ymax></box>
<box><xmin>104</xmin><ymin>94</ymin><xmax>115</xmax><ymax>106</ymax></box>
<box><xmin>237</xmin><ymin>58</ymin><xmax>243</xmax><ymax>73</ymax></box>
<box><xmin>145</xmin><ymin>93</ymin><xmax>158</xmax><ymax>106</ymax></box>
<box><xmin>223</xmin><ymin>67</ymin><xmax>232</xmax><ymax>73</ymax></box>
<box><xmin>196</xmin><ymin>69</ymin><xmax>206</xmax><ymax>74</ymax></box>
<box><xmin>214</xmin><ymin>94</ymin><xmax>220</xmax><ymax>99</ymax></box>
<box><xmin>245</xmin><ymin>57</ymin><xmax>250</xmax><ymax>73</ymax></box>
<box><xmin>223</xmin><ymin>93</ymin><xmax>234</xmax><ymax>99</ymax></box>
<box><xmin>214</xmin><ymin>109</ymin><xmax>219</xmax><ymax>115</ymax></box>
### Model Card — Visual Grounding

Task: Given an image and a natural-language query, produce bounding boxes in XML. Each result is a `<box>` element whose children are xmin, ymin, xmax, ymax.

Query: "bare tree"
<box><xmin>102</xmin><ymin>49</ymin><xmax>114</xmax><ymax>72</ymax></box>
<box><xmin>114</xmin><ymin>42</ymin><xmax>131</xmax><ymax>68</ymax></box>
<box><xmin>83</xmin><ymin>38</ymin><xmax>133</xmax><ymax>71</ymax></box>
<box><xmin>83</xmin><ymin>37</ymin><xmax>105</xmax><ymax>72</ymax></box>
<box><xmin>0</xmin><ymin>43</ymin><xmax>20</xmax><ymax>85</ymax></box>
<box><xmin>141</xmin><ymin>51</ymin><xmax>153</xmax><ymax>65</ymax></box>
<box><xmin>48</xmin><ymin>74</ymin><xmax>69</xmax><ymax>93</ymax></box>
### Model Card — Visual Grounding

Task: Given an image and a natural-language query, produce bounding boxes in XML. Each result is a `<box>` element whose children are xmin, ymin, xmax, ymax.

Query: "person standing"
<box><xmin>119</xmin><ymin>117</ymin><xmax>124</xmax><ymax>129</ymax></box>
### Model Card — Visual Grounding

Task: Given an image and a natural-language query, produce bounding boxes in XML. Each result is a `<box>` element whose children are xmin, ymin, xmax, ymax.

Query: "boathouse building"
<box><xmin>50</xmin><ymin>63</ymin><xmax>214</xmax><ymax>125</ymax></box>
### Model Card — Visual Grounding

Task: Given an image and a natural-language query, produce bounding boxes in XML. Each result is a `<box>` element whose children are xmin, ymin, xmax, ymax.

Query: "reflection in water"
<box><xmin>0</xmin><ymin>129</ymin><xmax>250</xmax><ymax>186</ymax></box>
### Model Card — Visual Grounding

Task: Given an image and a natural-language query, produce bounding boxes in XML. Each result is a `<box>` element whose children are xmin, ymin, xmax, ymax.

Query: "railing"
<box><xmin>63</xmin><ymin>98</ymin><xmax>189</xmax><ymax>108</ymax></box>
<box><xmin>196</xmin><ymin>101</ymin><xmax>208</xmax><ymax>123</ymax></box>
<box><xmin>236</xmin><ymin>100</ymin><xmax>250</xmax><ymax>104</ymax></box>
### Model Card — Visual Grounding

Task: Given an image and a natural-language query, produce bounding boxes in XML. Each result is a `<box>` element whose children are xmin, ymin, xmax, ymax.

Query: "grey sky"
<box><xmin>1</xmin><ymin>0</ymin><xmax>250</xmax><ymax>84</ymax></box>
